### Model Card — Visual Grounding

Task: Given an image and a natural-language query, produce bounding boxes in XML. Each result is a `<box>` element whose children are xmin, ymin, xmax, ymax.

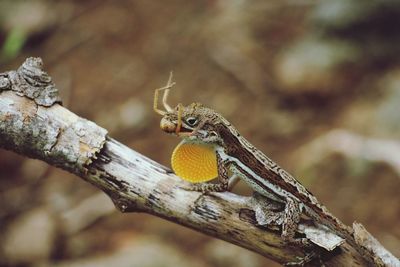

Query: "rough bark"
<box><xmin>0</xmin><ymin>58</ymin><xmax>398</xmax><ymax>267</ymax></box>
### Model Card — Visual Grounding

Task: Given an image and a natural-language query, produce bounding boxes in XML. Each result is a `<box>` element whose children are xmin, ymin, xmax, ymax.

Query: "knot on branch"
<box><xmin>0</xmin><ymin>58</ymin><xmax>107</xmax><ymax>175</ymax></box>
<box><xmin>1</xmin><ymin>57</ymin><xmax>61</xmax><ymax>106</ymax></box>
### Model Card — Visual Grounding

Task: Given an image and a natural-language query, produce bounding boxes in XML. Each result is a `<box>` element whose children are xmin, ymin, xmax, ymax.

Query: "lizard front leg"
<box><xmin>190</xmin><ymin>152</ymin><xmax>230</xmax><ymax>193</ymax></box>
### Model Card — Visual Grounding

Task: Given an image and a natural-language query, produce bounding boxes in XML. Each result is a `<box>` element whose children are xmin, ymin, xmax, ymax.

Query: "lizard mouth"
<box><xmin>160</xmin><ymin>118</ymin><xmax>194</xmax><ymax>136</ymax></box>
<box><xmin>176</xmin><ymin>127</ymin><xmax>194</xmax><ymax>138</ymax></box>
<box><xmin>178</xmin><ymin>127</ymin><xmax>193</xmax><ymax>133</ymax></box>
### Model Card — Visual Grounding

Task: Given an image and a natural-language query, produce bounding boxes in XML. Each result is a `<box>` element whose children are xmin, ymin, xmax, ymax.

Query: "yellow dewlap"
<box><xmin>171</xmin><ymin>141</ymin><xmax>218</xmax><ymax>183</ymax></box>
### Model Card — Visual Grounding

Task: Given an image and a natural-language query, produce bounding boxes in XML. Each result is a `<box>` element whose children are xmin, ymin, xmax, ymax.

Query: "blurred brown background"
<box><xmin>0</xmin><ymin>1</ymin><xmax>399</xmax><ymax>266</ymax></box>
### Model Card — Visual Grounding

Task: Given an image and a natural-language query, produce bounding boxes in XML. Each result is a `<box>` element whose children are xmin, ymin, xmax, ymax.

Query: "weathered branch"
<box><xmin>0</xmin><ymin>58</ymin><xmax>398</xmax><ymax>267</ymax></box>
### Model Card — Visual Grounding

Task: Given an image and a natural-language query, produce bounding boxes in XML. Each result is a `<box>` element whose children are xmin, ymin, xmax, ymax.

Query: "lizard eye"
<box><xmin>185</xmin><ymin>117</ymin><xmax>199</xmax><ymax>127</ymax></box>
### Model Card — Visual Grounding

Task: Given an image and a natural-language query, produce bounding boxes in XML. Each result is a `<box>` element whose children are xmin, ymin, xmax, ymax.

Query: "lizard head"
<box><xmin>153</xmin><ymin>73</ymin><xmax>224</xmax><ymax>145</ymax></box>
<box><xmin>153</xmin><ymin>73</ymin><xmax>222</xmax><ymax>183</ymax></box>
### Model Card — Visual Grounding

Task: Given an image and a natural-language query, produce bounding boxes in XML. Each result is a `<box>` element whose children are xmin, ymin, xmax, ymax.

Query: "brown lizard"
<box><xmin>154</xmin><ymin>73</ymin><xmax>376</xmax><ymax>265</ymax></box>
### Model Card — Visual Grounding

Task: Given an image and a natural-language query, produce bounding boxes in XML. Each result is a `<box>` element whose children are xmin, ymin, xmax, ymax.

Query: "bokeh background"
<box><xmin>0</xmin><ymin>1</ymin><xmax>399</xmax><ymax>266</ymax></box>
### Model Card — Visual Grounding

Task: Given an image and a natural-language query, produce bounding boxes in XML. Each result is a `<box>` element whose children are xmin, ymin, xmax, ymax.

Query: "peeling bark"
<box><xmin>0</xmin><ymin>58</ymin><xmax>398</xmax><ymax>267</ymax></box>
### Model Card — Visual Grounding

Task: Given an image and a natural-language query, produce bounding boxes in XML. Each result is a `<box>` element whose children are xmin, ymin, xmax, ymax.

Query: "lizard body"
<box><xmin>153</xmin><ymin>74</ymin><xmax>373</xmax><ymax>265</ymax></box>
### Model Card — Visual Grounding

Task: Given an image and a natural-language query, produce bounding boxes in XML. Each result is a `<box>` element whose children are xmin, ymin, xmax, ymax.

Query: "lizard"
<box><xmin>153</xmin><ymin>73</ymin><xmax>374</xmax><ymax>265</ymax></box>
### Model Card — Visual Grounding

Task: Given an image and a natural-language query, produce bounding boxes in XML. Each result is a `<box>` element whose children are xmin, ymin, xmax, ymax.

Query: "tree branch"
<box><xmin>0</xmin><ymin>58</ymin><xmax>398</xmax><ymax>267</ymax></box>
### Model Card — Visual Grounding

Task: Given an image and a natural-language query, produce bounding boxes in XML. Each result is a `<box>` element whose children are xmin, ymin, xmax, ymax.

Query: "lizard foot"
<box><xmin>184</xmin><ymin>183</ymin><xmax>227</xmax><ymax>193</ymax></box>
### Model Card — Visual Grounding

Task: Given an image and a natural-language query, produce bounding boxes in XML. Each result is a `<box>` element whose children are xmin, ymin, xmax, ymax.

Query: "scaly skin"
<box><xmin>153</xmin><ymin>75</ymin><xmax>375</xmax><ymax>265</ymax></box>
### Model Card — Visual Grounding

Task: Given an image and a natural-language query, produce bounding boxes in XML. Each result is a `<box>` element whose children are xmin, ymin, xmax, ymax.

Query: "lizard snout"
<box><xmin>160</xmin><ymin>117</ymin><xmax>177</xmax><ymax>133</ymax></box>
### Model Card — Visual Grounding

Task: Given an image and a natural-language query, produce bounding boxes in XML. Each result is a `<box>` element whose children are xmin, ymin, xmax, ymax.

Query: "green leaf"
<box><xmin>2</xmin><ymin>28</ymin><xmax>27</xmax><ymax>59</ymax></box>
